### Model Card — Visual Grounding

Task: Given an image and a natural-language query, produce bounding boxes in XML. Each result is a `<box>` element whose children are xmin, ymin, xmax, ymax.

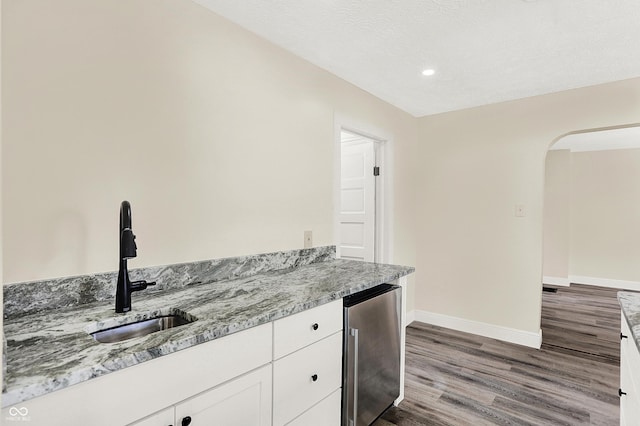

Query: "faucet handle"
<box><xmin>130</xmin><ymin>280</ymin><xmax>156</xmax><ymax>291</ymax></box>
<box><xmin>121</xmin><ymin>229</ymin><xmax>137</xmax><ymax>258</ymax></box>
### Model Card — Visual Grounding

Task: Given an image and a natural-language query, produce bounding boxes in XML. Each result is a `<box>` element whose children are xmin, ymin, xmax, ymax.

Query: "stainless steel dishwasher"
<box><xmin>343</xmin><ymin>283</ymin><xmax>402</xmax><ymax>426</ymax></box>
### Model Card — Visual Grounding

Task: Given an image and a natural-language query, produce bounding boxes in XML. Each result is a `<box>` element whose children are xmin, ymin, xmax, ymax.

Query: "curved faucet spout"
<box><xmin>120</xmin><ymin>200</ymin><xmax>132</xmax><ymax>230</ymax></box>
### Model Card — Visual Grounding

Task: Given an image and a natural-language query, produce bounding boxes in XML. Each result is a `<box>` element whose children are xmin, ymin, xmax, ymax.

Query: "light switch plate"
<box><xmin>515</xmin><ymin>204</ymin><xmax>526</xmax><ymax>217</ymax></box>
<box><xmin>304</xmin><ymin>230</ymin><xmax>313</xmax><ymax>248</ymax></box>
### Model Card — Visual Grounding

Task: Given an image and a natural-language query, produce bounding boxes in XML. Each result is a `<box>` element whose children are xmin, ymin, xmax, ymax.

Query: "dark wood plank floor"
<box><xmin>375</xmin><ymin>284</ymin><xmax>621</xmax><ymax>425</ymax></box>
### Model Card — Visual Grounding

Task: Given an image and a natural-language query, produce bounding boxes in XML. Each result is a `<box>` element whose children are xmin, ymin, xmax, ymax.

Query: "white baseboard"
<box><xmin>569</xmin><ymin>275</ymin><xmax>640</xmax><ymax>291</ymax></box>
<box><xmin>410</xmin><ymin>310</ymin><xmax>542</xmax><ymax>349</ymax></box>
<box><xmin>406</xmin><ymin>309</ymin><xmax>415</xmax><ymax>325</ymax></box>
<box><xmin>543</xmin><ymin>276</ymin><xmax>570</xmax><ymax>286</ymax></box>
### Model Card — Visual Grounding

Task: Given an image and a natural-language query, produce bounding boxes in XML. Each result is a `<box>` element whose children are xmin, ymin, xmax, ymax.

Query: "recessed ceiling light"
<box><xmin>422</xmin><ymin>69</ymin><xmax>435</xmax><ymax>76</ymax></box>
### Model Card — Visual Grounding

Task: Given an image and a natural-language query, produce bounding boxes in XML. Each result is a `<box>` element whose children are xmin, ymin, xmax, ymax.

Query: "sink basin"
<box><xmin>90</xmin><ymin>311</ymin><xmax>197</xmax><ymax>344</ymax></box>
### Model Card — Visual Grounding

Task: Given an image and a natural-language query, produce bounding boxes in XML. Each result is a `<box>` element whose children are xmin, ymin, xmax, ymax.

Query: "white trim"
<box><xmin>333</xmin><ymin>121</ymin><xmax>342</xmax><ymax>259</ymax></box>
<box><xmin>412</xmin><ymin>310</ymin><xmax>542</xmax><ymax>349</ymax></box>
<box><xmin>550</xmin><ymin>126</ymin><xmax>640</xmax><ymax>152</ymax></box>
<box><xmin>568</xmin><ymin>275</ymin><xmax>640</xmax><ymax>291</ymax></box>
<box><xmin>393</xmin><ymin>276</ymin><xmax>408</xmax><ymax>406</ymax></box>
<box><xmin>406</xmin><ymin>309</ymin><xmax>416</xmax><ymax>325</ymax></box>
<box><xmin>542</xmin><ymin>276</ymin><xmax>570</xmax><ymax>286</ymax></box>
<box><xmin>333</xmin><ymin>113</ymin><xmax>394</xmax><ymax>264</ymax></box>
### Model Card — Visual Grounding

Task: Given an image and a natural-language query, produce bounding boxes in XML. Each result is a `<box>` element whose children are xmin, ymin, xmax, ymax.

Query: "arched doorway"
<box><xmin>543</xmin><ymin>125</ymin><xmax>640</xmax><ymax>291</ymax></box>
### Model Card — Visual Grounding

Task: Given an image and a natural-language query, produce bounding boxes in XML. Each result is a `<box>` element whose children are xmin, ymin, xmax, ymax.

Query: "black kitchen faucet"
<box><xmin>115</xmin><ymin>200</ymin><xmax>155</xmax><ymax>313</ymax></box>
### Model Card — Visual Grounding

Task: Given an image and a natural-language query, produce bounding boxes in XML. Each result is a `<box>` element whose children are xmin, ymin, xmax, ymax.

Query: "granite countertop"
<box><xmin>3</xmin><ymin>251</ymin><xmax>414</xmax><ymax>406</ymax></box>
<box><xmin>619</xmin><ymin>291</ymin><xmax>640</xmax><ymax>354</ymax></box>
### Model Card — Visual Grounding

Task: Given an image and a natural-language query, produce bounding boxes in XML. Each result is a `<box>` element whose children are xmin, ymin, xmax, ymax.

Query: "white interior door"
<box><xmin>339</xmin><ymin>138</ymin><xmax>375</xmax><ymax>262</ymax></box>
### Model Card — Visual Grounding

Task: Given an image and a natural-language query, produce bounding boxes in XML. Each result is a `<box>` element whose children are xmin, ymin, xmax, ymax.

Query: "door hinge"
<box><xmin>373</xmin><ymin>166</ymin><xmax>380</xmax><ymax>176</ymax></box>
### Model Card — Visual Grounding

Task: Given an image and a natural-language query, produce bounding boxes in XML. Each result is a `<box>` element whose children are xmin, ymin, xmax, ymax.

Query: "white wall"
<box><xmin>1</xmin><ymin>0</ymin><xmax>417</xmax><ymax>300</ymax></box>
<box><xmin>4</xmin><ymin>0</ymin><xmax>640</xmax><ymax>345</ymax></box>
<box><xmin>543</xmin><ymin>147</ymin><xmax>640</xmax><ymax>288</ymax></box>
<box><xmin>543</xmin><ymin>149</ymin><xmax>571</xmax><ymax>284</ymax></box>
<box><xmin>415</xmin><ymin>78</ymin><xmax>640</xmax><ymax>339</ymax></box>
<box><xmin>569</xmin><ymin>148</ymin><xmax>640</xmax><ymax>283</ymax></box>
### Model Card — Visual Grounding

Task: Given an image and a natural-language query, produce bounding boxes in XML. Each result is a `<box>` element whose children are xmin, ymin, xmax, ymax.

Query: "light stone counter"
<box><xmin>618</xmin><ymin>291</ymin><xmax>640</xmax><ymax>354</ymax></box>
<box><xmin>2</xmin><ymin>246</ymin><xmax>414</xmax><ymax>406</ymax></box>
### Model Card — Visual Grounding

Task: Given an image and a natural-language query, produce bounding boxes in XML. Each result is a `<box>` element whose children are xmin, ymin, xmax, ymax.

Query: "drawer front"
<box><xmin>621</xmin><ymin>316</ymin><xmax>640</xmax><ymax>393</ymax></box>
<box><xmin>128</xmin><ymin>408</ymin><xmax>174</xmax><ymax>426</ymax></box>
<box><xmin>273</xmin><ymin>332</ymin><xmax>343</xmax><ymax>426</ymax></box>
<box><xmin>286</xmin><ymin>388</ymin><xmax>342</xmax><ymax>426</ymax></box>
<box><xmin>175</xmin><ymin>365</ymin><xmax>272</xmax><ymax>426</ymax></box>
<box><xmin>620</xmin><ymin>313</ymin><xmax>640</xmax><ymax>425</ymax></box>
<box><xmin>273</xmin><ymin>299</ymin><xmax>342</xmax><ymax>359</ymax></box>
<box><xmin>621</xmin><ymin>351</ymin><xmax>640</xmax><ymax>426</ymax></box>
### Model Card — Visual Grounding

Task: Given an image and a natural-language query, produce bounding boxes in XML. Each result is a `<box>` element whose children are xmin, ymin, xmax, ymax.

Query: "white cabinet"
<box><xmin>287</xmin><ymin>389</ymin><xmax>342</xmax><ymax>426</ymax></box>
<box><xmin>1</xmin><ymin>300</ymin><xmax>348</xmax><ymax>426</ymax></box>
<box><xmin>272</xmin><ymin>300</ymin><xmax>343</xmax><ymax>426</ymax></box>
<box><xmin>175</xmin><ymin>365</ymin><xmax>272</xmax><ymax>426</ymax></box>
<box><xmin>620</xmin><ymin>313</ymin><xmax>640</xmax><ymax>426</ymax></box>
<box><xmin>1</xmin><ymin>323</ymin><xmax>273</xmax><ymax>426</ymax></box>
<box><xmin>130</xmin><ymin>366</ymin><xmax>272</xmax><ymax>426</ymax></box>
<box><xmin>131</xmin><ymin>299</ymin><xmax>344</xmax><ymax>426</ymax></box>
<box><xmin>273</xmin><ymin>299</ymin><xmax>343</xmax><ymax>359</ymax></box>
<box><xmin>129</xmin><ymin>408</ymin><xmax>174</xmax><ymax>426</ymax></box>
<box><xmin>273</xmin><ymin>333</ymin><xmax>342</xmax><ymax>425</ymax></box>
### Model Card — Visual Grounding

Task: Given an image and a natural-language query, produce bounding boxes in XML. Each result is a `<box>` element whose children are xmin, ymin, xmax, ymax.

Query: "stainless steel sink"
<box><xmin>90</xmin><ymin>311</ymin><xmax>196</xmax><ymax>343</ymax></box>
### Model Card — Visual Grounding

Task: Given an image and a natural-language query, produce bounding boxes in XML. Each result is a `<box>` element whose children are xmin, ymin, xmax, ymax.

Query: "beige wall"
<box><xmin>4</xmin><ymin>0</ymin><xmax>640</xmax><ymax>340</ymax></box>
<box><xmin>543</xmin><ymin>149</ymin><xmax>571</xmax><ymax>281</ymax></box>
<box><xmin>543</xmin><ymin>147</ymin><xmax>640</xmax><ymax>284</ymax></box>
<box><xmin>1</xmin><ymin>0</ymin><xmax>417</xmax><ymax>298</ymax></box>
<box><xmin>569</xmin><ymin>149</ymin><xmax>640</xmax><ymax>282</ymax></box>
<box><xmin>415</xmin><ymin>79</ymin><xmax>640</xmax><ymax>334</ymax></box>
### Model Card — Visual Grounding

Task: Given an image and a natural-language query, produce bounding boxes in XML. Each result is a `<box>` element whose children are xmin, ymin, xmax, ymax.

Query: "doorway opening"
<box><xmin>543</xmin><ymin>125</ymin><xmax>640</xmax><ymax>291</ymax></box>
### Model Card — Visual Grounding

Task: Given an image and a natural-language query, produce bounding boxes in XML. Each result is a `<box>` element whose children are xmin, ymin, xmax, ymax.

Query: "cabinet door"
<box><xmin>175</xmin><ymin>365</ymin><xmax>272</xmax><ymax>426</ymax></box>
<box><xmin>128</xmin><ymin>408</ymin><xmax>174</xmax><ymax>426</ymax></box>
<box><xmin>286</xmin><ymin>388</ymin><xmax>341</xmax><ymax>426</ymax></box>
<box><xmin>621</xmin><ymin>314</ymin><xmax>640</xmax><ymax>426</ymax></box>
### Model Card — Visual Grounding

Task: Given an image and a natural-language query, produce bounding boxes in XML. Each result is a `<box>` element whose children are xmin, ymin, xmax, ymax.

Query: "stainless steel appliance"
<box><xmin>343</xmin><ymin>284</ymin><xmax>402</xmax><ymax>426</ymax></box>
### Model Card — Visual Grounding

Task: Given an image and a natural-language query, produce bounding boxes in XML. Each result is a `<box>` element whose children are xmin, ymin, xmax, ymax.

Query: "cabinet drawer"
<box><xmin>128</xmin><ymin>408</ymin><xmax>173</xmax><ymax>426</ymax></box>
<box><xmin>621</xmin><ymin>316</ymin><xmax>640</xmax><ymax>391</ymax></box>
<box><xmin>273</xmin><ymin>332</ymin><xmax>343</xmax><ymax>426</ymax></box>
<box><xmin>287</xmin><ymin>388</ymin><xmax>342</xmax><ymax>426</ymax></box>
<box><xmin>175</xmin><ymin>365</ymin><xmax>272</xmax><ymax>426</ymax></box>
<box><xmin>620</xmin><ymin>313</ymin><xmax>640</xmax><ymax>425</ymax></box>
<box><xmin>273</xmin><ymin>299</ymin><xmax>342</xmax><ymax>359</ymax></box>
<box><xmin>621</xmin><ymin>352</ymin><xmax>640</xmax><ymax>426</ymax></box>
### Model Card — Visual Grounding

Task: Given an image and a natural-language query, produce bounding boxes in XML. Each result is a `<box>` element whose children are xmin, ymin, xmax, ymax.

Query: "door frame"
<box><xmin>333</xmin><ymin>114</ymin><xmax>394</xmax><ymax>264</ymax></box>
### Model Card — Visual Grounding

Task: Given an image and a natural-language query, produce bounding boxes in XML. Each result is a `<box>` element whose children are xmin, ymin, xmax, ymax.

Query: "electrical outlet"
<box><xmin>304</xmin><ymin>230</ymin><xmax>313</xmax><ymax>248</ymax></box>
<box><xmin>515</xmin><ymin>204</ymin><xmax>526</xmax><ymax>217</ymax></box>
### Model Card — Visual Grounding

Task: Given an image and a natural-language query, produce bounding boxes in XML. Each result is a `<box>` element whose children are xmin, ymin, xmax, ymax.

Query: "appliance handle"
<box><xmin>350</xmin><ymin>327</ymin><xmax>359</xmax><ymax>426</ymax></box>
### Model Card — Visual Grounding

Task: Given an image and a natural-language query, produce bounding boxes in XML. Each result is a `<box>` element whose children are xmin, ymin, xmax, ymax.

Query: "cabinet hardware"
<box><xmin>350</xmin><ymin>327</ymin><xmax>360</xmax><ymax>425</ymax></box>
<box><xmin>619</xmin><ymin>388</ymin><xmax>627</xmax><ymax>397</ymax></box>
<box><xmin>182</xmin><ymin>416</ymin><xmax>192</xmax><ymax>426</ymax></box>
<box><xmin>621</xmin><ymin>332</ymin><xmax>628</xmax><ymax>340</ymax></box>
<box><xmin>312</xmin><ymin>323</ymin><xmax>319</xmax><ymax>330</ymax></box>
<box><xmin>311</xmin><ymin>374</ymin><xmax>318</xmax><ymax>382</ymax></box>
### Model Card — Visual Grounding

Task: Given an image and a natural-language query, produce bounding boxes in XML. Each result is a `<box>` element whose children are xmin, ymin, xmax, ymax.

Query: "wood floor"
<box><xmin>375</xmin><ymin>284</ymin><xmax>621</xmax><ymax>425</ymax></box>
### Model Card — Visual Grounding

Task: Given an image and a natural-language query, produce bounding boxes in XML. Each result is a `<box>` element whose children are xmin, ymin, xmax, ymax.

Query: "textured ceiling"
<box><xmin>193</xmin><ymin>0</ymin><xmax>640</xmax><ymax>117</ymax></box>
